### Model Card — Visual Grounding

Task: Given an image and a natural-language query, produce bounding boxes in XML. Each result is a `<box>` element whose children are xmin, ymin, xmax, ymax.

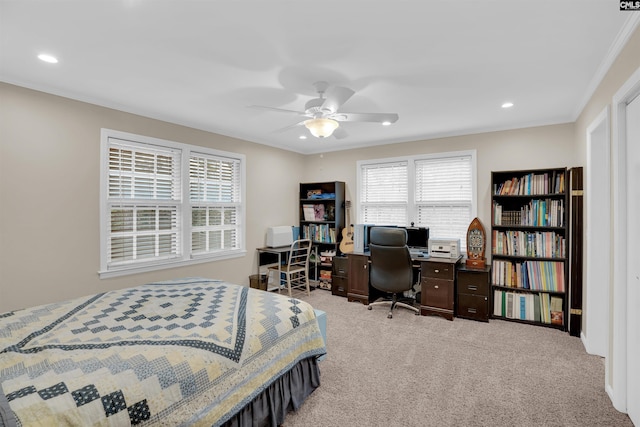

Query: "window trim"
<box><xmin>356</xmin><ymin>150</ymin><xmax>477</xmax><ymax>248</ymax></box>
<box><xmin>99</xmin><ymin>129</ymin><xmax>246</xmax><ymax>279</ymax></box>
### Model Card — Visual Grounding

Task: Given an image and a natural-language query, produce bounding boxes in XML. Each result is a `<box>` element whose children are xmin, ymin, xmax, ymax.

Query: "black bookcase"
<box><xmin>490</xmin><ymin>168</ymin><xmax>568</xmax><ymax>330</ymax></box>
<box><xmin>299</xmin><ymin>181</ymin><xmax>345</xmax><ymax>289</ymax></box>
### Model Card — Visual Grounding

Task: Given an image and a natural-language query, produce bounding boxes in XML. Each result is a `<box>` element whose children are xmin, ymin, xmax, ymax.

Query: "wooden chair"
<box><xmin>268</xmin><ymin>239</ymin><xmax>312</xmax><ymax>297</ymax></box>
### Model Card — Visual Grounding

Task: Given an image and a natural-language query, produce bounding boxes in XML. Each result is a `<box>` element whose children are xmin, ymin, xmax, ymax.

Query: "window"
<box><xmin>357</xmin><ymin>150</ymin><xmax>476</xmax><ymax>252</ymax></box>
<box><xmin>100</xmin><ymin>129</ymin><xmax>245</xmax><ymax>278</ymax></box>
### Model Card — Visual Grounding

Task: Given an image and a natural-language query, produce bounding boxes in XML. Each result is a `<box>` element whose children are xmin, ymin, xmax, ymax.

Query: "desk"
<box><xmin>256</xmin><ymin>245</ymin><xmax>318</xmax><ymax>291</ymax></box>
<box><xmin>256</xmin><ymin>245</ymin><xmax>291</xmax><ymax>292</ymax></box>
<box><xmin>346</xmin><ymin>252</ymin><xmax>462</xmax><ymax>320</ymax></box>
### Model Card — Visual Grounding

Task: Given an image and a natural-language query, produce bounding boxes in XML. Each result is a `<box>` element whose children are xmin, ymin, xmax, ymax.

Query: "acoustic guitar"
<box><xmin>339</xmin><ymin>201</ymin><xmax>354</xmax><ymax>254</ymax></box>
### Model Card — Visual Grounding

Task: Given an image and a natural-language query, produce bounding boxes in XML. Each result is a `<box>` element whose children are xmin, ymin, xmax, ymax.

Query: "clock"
<box><xmin>466</xmin><ymin>217</ymin><xmax>486</xmax><ymax>269</ymax></box>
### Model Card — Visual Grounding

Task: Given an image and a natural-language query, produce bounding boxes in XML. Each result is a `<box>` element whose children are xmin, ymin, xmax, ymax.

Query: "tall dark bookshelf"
<box><xmin>299</xmin><ymin>181</ymin><xmax>345</xmax><ymax>289</ymax></box>
<box><xmin>490</xmin><ymin>168</ymin><xmax>568</xmax><ymax>330</ymax></box>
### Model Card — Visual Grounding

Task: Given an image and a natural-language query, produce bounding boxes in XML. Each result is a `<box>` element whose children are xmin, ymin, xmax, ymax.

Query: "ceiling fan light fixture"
<box><xmin>304</xmin><ymin>118</ymin><xmax>339</xmax><ymax>138</ymax></box>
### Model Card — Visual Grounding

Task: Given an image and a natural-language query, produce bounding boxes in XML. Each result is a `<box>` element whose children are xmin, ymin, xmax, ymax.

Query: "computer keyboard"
<box><xmin>409</xmin><ymin>248</ymin><xmax>429</xmax><ymax>258</ymax></box>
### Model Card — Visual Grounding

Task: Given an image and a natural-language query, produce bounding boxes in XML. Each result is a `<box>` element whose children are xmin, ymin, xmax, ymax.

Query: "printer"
<box><xmin>428</xmin><ymin>238</ymin><xmax>461</xmax><ymax>259</ymax></box>
<box><xmin>266</xmin><ymin>226</ymin><xmax>293</xmax><ymax>247</ymax></box>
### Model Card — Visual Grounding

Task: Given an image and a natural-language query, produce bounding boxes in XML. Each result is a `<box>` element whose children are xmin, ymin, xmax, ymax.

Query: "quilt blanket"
<box><xmin>0</xmin><ymin>278</ymin><xmax>326</xmax><ymax>426</ymax></box>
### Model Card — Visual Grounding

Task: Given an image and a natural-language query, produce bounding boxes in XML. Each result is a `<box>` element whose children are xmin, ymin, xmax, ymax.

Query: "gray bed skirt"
<box><xmin>221</xmin><ymin>356</ymin><xmax>321</xmax><ymax>427</ymax></box>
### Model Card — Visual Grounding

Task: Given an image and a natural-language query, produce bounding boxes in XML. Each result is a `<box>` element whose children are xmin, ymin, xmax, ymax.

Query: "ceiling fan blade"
<box><xmin>248</xmin><ymin>105</ymin><xmax>306</xmax><ymax>116</ymax></box>
<box><xmin>334</xmin><ymin>112</ymin><xmax>399</xmax><ymax>124</ymax></box>
<box><xmin>332</xmin><ymin>126</ymin><xmax>349</xmax><ymax>140</ymax></box>
<box><xmin>321</xmin><ymin>86</ymin><xmax>355</xmax><ymax>113</ymax></box>
<box><xmin>272</xmin><ymin>120</ymin><xmax>305</xmax><ymax>134</ymax></box>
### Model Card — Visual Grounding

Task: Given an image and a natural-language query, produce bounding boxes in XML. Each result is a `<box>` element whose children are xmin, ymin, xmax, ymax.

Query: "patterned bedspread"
<box><xmin>0</xmin><ymin>278</ymin><xmax>326</xmax><ymax>426</ymax></box>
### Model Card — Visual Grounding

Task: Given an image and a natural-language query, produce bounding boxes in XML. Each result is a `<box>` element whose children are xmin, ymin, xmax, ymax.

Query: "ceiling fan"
<box><xmin>250</xmin><ymin>81</ymin><xmax>399</xmax><ymax>139</ymax></box>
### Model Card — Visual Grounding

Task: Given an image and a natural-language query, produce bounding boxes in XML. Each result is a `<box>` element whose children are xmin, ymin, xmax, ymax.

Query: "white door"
<box><xmin>626</xmin><ymin>92</ymin><xmax>640</xmax><ymax>425</ymax></box>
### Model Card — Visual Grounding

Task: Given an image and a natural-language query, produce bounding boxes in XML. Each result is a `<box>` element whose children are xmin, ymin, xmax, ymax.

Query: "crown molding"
<box><xmin>573</xmin><ymin>13</ymin><xmax>640</xmax><ymax>120</ymax></box>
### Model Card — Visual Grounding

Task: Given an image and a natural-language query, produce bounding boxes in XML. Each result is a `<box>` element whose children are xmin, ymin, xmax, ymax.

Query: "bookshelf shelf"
<box><xmin>491</xmin><ymin>168</ymin><xmax>568</xmax><ymax>330</ymax></box>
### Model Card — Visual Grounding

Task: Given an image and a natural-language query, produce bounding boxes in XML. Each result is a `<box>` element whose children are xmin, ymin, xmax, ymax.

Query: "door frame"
<box><xmin>609</xmin><ymin>65</ymin><xmax>640</xmax><ymax>414</ymax></box>
<box><xmin>584</xmin><ymin>106</ymin><xmax>610</xmax><ymax>358</ymax></box>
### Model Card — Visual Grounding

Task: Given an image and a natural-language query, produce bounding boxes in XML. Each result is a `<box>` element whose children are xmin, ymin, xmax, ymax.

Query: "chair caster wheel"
<box><xmin>367</xmin><ymin>306</ymin><xmax>372</xmax><ymax>310</ymax></box>
<box><xmin>387</xmin><ymin>313</ymin><xmax>393</xmax><ymax>319</ymax></box>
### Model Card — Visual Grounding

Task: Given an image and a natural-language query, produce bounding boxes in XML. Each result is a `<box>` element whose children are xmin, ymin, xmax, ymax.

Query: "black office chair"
<box><xmin>367</xmin><ymin>227</ymin><xmax>420</xmax><ymax>318</ymax></box>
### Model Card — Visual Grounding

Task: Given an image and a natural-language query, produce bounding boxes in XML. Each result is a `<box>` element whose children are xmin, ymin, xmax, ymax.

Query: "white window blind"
<box><xmin>358</xmin><ymin>151</ymin><xmax>475</xmax><ymax>252</ymax></box>
<box><xmin>415</xmin><ymin>155</ymin><xmax>473</xmax><ymax>251</ymax></box>
<box><xmin>107</xmin><ymin>140</ymin><xmax>182</xmax><ymax>266</ymax></box>
<box><xmin>100</xmin><ymin>129</ymin><xmax>246</xmax><ymax>278</ymax></box>
<box><xmin>360</xmin><ymin>161</ymin><xmax>408</xmax><ymax>225</ymax></box>
<box><xmin>189</xmin><ymin>154</ymin><xmax>242</xmax><ymax>255</ymax></box>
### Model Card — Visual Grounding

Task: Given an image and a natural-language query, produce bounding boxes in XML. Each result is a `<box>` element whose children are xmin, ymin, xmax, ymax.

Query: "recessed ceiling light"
<box><xmin>299</xmin><ymin>135</ymin><xmax>307</xmax><ymax>140</ymax></box>
<box><xmin>502</xmin><ymin>102</ymin><xmax>514</xmax><ymax>109</ymax></box>
<box><xmin>38</xmin><ymin>54</ymin><xmax>58</xmax><ymax>64</ymax></box>
<box><xmin>382</xmin><ymin>121</ymin><xmax>391</xmax><ymax>126</ymax></box>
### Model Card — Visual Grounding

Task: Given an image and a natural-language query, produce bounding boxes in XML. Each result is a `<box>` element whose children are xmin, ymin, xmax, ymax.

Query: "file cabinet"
<box><xmin>456</xmin><ymin>265</ymin><xmax>491</xmax><ymax>322</ymax></box>
<box><xmin>332</xmin><ymin>256</ymin><xmax>348</xmax><ymax>297</ymax></box>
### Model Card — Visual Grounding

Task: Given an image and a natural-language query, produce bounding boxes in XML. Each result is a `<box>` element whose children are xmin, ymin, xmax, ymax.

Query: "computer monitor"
<box><xmin>405</xmin><ymin>227</ymin><xmax>429</xmax><ymax>248</ymax></box>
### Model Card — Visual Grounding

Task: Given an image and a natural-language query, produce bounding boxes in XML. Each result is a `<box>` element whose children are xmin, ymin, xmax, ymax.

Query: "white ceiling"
<box><xmin>1</xmin><ymin>1</ymin><xmax>637</xmax><ymax>154</ymax></box>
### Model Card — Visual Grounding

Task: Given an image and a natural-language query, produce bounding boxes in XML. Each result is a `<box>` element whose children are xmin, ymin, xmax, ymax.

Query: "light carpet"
<box><xmin>283</xmin><ymin>289</ymin><xmax>633</xmax><ymax>427</ymax></box>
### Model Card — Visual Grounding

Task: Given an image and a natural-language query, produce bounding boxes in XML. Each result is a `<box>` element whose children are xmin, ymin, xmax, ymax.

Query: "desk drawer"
<box><xmin>332</xmin><ymin>256</ymin><xmax>348</xmax><ymax>276</ymax></box>
<box><xmin>332</xmin><ymin>276</ymin><xmax>347</xmax><ymax>297</ymax></box>
<box><xmin>422</xmin><ymin>262</ymin><xmax>455</xmax><ymax>280</ymax></box>
<box><xmin>457</xmin><ymin>293</ymin><xmax>489</xmax><ymax>321</ymax></box>
<box><xmin>457</xmin><ymin>273</ymin><xmax>489</xmax><ymax>295</ymax></box>
<box><xmin>421</xmin><ymin>278</ymin><xmax>454</xmax><ymax>310</ymax></box>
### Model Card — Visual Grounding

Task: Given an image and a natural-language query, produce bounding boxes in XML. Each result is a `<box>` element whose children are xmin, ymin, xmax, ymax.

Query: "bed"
<box><xmin>0</xmin><ymin>277</ymin><xmax>326</xmax><ymax>426</ymax></box>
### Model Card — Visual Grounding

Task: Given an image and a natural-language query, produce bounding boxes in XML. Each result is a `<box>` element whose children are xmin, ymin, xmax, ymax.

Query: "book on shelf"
<box><xmin>493</xmin><ymin>199</ymin><xmax>564</xmax><ymax>227</ymax></box>
<box><xmin>494</xmin><ymin>171</ymin><xmax>565</xmax><ymax>196</ymax></box>
<box><xmin>319</xmin><ymin>270</ymin><xmax>332</xmax><ymax>281</ymax></box>
<box><xmin>302</xmin><ymin>224</ymin><xmax>336</xmax><ymax>243</ymax></box>
<box><xmin>550</xmin><ymin>296</ymin><xmax>563</xmax><ymax>326</ymax></box>
<box><xmin>491</xmin><ymin>230</ymin><xmax>566</xmax><ymax>258</ymax></box>
<box><xmin>303</xmin><ymin>204</ymin><xmax>315</xmax><ymax>221</ymax></box>
<box><xmin>491</xmin><ymin>259</ymin><xmax>565</xmax><ymax>292</ymax></box>
<box><xmin>493</xmin><ymin>290</ymin><xmax>502</xmax><ymax>317</ymax></box>
<box><xmin>493</xmin><ymin>290</ymin><xmax>548</xmax><ymax>324</ymax></box>
<box><xmin>314</xmin><ymin>204</ymin><xmax>325</xmax><ymax>221</ymax></box>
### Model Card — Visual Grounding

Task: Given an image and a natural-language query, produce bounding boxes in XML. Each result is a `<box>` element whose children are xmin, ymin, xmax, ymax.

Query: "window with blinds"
<box><xmin>189</xmin><ymin>154</ymin><xmax>242</xmax><ymax>255</ymax></box>
<box><xmin>358</xmin><ymin>151</ymin><xmax>476</xmax><ymax>252</ymax></box>
<box><xmin>360</xmin><ymin>161</ymin><xmax>409</xmax><ymax>225</ymax></box>
<box><xmin>100</xmin><ymin>130</ymin><xmax>245</xmax><ymax>278</ymax></box>
<box><xmin>107</xmin><ymin>140</ymin><xmax>181</xmax><ymax>266</ymax></box>
<box><xmin>415</xmin><ymin>155</ymin><xmax>473</xmax><ymax>252</ymax></box>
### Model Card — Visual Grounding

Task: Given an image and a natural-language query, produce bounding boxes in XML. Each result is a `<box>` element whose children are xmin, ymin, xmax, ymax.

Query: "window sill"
<box><xmin>98</xmin><ymin>250</ymin><xmax>247</xmax><ymax>279</ymax></box>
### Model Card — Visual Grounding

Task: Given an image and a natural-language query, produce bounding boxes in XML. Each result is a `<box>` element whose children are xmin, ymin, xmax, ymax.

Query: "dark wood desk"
<box><xmin>346</xmin><ymin>252</ymin><xmax>462</xmax><ymax>320</ymax></box>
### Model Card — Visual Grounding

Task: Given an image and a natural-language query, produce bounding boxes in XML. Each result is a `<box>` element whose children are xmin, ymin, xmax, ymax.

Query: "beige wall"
<box><xmin>0</xmin><ymin>83</ymin><xmax>304</xmax><ymax>312</ymax></box>
<box><xmin>300</xmin><ymin>123</ymin><xmax>577</xmax><ymax>233</ymax></box>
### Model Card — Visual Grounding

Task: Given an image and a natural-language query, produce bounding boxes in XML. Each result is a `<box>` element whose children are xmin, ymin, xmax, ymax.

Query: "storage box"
<box><xmin>266</xmin><ymin>226</ymin><xmax>293</xmax><ymax>247</ymax></box>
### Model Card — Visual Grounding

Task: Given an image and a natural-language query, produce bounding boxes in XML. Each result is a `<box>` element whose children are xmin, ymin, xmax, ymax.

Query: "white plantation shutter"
<box><xmin>360</xmin><ymin>161</ymin><xmax>408</xmax><ymax>225</ymax></box>
<box><xmin>415</xmin><ymin>155</ymin><xmax>473</xmax><ymax>251</ymax></box>
<box><xmin>189</xmin><ymin>154</ymin><xmax>242</xmax><ymax>255</ymax></box>
<box><xmin>358</xmin><ymin>152</ymin><xmax>475</xmax><ymax>252</ymax></box>
<box><xmin>107</xmin><ymin>139</ymin><xmax>181</xmax><ymax>266</ymax></box>
<box><xmin>100</xmin><ymin>129</ymin><xmax>246</xmax><ymax>278</ymax></box>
